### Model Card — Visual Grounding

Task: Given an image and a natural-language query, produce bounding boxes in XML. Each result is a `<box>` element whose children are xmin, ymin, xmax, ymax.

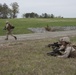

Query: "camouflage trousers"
<box><xmin>5</xmin><ymin>30</ymin><xmax>17</xmax><ymax>40</ymax></box>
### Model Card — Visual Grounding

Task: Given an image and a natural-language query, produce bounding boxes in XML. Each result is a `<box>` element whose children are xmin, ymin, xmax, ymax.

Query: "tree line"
<box><xmin>0</xmin><ymin>2</ymin><xmax>63</xmax><ymax>19</ymax></box>
<box><xmin>22</xmin><ymin>12</ymin><xmax>56</xmax><ymax>18</ymax></box>
<box><xmin>0</xmin><ymin>2</ymin><xmax>19</xmax><ymax>19</ymax></box>
<box><xmin>22</xmin><ymin>12</ymin><xmax>63</xmax><ymax>18</ymax></box>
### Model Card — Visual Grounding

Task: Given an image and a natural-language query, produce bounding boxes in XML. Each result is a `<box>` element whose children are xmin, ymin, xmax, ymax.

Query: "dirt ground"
<box><xmin>0</xmin><ymin>30</ymin><xmax>76</xmax><ymax>44</ymax></box>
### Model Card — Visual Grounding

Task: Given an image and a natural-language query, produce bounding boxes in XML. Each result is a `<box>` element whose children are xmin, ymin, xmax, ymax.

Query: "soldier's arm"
<box><xmin>58</xmin><ymin>45</ymin><xmax>65</xmax><ymax>51</ymax></box>
<box><xmin>58</xmin><ymin>47</ymin><xmax>72</xmax><ymax>58</ymax></box>
<box><xmin>6</xmin><ymin>24</ymin><xmax>9</xmax><ymax>28</ymax></box>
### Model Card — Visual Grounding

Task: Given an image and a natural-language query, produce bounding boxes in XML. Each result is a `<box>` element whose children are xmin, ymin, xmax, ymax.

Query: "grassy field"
<box><xmin>0</xmin><ymin>18</ymin><xmax>76</xmax><ymax>35</ymax></box>
<box><xmin>0</xmin><ymin>18</ymin><xmax>76</xmax><ymax>75</ymax></box>
<box><xmin>0</xmin><ymin>37</ymin><xmax>76</xmax><ymax>75</ymax></box>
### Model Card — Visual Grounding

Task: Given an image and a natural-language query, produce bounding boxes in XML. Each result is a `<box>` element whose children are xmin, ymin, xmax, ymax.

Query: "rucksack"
<box><xmin>9</xmin><ymin>24</ymin><xmax>15</xmax><ymax>29</ymax></box>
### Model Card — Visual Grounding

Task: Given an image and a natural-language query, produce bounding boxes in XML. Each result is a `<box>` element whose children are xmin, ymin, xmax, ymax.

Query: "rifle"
<box><xmin>47</xmin><ymin>42</ymin><xmax>61</xmax><ymax>49</ymax></box>
<box><xmin>47</xmin><ymin>42</ymin><xmax>63</xmax><ymax>56</ymax></box>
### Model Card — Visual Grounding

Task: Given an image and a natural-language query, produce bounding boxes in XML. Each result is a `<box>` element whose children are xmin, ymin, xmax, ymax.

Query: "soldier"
<box><xmin>45</xmin><ymin>25</ymin><xmax>51</xmax><ymax>31</ymax></box>
<box><xmin>57</xmin><ymin>37</ymin><xmax>75</xmax><ymax>58</ymax></box>
<box><xmin>4</xmin><ymin>21</ymin><xmax>17</xmax><ymax>40</ymax></box>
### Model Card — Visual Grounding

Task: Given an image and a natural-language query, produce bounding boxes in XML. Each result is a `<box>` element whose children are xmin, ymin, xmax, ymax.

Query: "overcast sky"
<box><xmin>0</xmin><ymin>0</ymin><xmax>76</xmax><ymax>18</ymax></box>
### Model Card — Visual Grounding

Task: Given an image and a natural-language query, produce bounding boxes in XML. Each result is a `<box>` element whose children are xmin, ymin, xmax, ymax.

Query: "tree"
<box><xmin>0</xmin><ymin>3</ymin><xmax>2</xmax><ymax>18</ymax></box>
<box><xmin>22</xmin><ymin>12</ymin><xmax>39</xmax><ymax>18</ymax></box>
<box><xmin>1</xmin><ymin>3</ymin><xmax>9</xmax><ymax>18</ymax></box>
<box><xmin>30</xmin><ymin>12</ymin><xmax>35</xmax><ymax>18</ymax></box>
<box><xmin>41</xmin><ymin>13</ymin><xmax>51</xmax><ymax>18</ymax></box>
<box><xmin>8</xmin><ymin>8</ymin><xmax>13</xmax><ymax>18</ymax></box>
<box><xmin>22</xmin><ymin>13</ymin><xmax>26</xmax><ymax>18</ymax></box>
<box><xmin>10</xmin><ymin>2</ymin><xmax>19</xmax><ymax>18</ymax></box>
<box><xmin>25</xmin><ymin>13</ymin><xmax>30</xmax><ymax>18</ymax></box>
<box><xmin>50</xmin><ymin>14</ymin><xmax>54</xmax><ymax>18</ymax></box>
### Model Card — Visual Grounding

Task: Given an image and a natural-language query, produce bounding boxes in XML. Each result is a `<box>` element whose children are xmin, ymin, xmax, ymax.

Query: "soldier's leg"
<box><xmin>10</xmin><ymin>30</ymin><xmax>17</xmax><ymax>40</ymax></box>
<box><xmin>5</xmin><ymin>31</ymin><xmax>9</xmax><ymax>40</ymax></box>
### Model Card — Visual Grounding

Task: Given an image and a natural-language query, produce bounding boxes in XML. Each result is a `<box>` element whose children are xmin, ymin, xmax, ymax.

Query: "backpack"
<box><xmin>5</xmin><ymin>23</ymin><xmax>15</xmax><ymax>30</ymax></box>
<box><xmin>9</xmin><ymin>24</ymin><xmax>15</xmax><ymax>29</ymax></box>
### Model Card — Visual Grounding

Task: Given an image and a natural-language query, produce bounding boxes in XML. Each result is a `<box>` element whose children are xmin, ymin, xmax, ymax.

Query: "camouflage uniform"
<box><xmin>58</xmin><ymin>37</ymin><xmax>75</xmax><ymax>58</ymax></box>
<box><xmin>5</xmin><ymin>21</ymin><xmax>17</xmax><ymax>40</ymax></box>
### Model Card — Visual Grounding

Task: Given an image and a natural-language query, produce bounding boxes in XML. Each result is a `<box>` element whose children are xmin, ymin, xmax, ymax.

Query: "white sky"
<box><xmin>0</xmin><ymin>0</ymin><xmax>76</xmax><ymax>18</ymax></box>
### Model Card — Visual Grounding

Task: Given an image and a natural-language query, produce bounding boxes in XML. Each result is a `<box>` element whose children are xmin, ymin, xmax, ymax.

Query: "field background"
<box><xmin>0</xmin><ymin>18</ymin><xmax>76</xmax><ymax>35</ymax></box>
<box><xmin>0</xmin><ymin>18</ymin><xmax>76</xmax><ymax>75</ymax></box>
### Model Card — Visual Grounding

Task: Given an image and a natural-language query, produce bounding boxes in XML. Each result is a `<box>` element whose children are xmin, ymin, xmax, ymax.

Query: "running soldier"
<box><xmin>4</xmin><ymin>21</ymin><xmax>17</xmax><ymax>40</ymax></box>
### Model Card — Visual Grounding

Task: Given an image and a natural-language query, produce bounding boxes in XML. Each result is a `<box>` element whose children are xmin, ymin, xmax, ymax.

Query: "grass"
<box><xmin>0</xmin><ymin>18</ymin><xmax>76</xmax><ymax>35</ymax></box>
<box><xmin>0</xmin><ymin>37</ymin><xmax>76</xmax><ymax>75</ymax></box>
<box><xmin>0</xmin><ymin>18</ymin><xmax>76</xmax><ymax>74</ymax></box>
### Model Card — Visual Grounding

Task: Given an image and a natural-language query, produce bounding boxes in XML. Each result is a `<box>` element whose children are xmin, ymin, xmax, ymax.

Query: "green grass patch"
<box><xmin>0</xmin><ymin>37</ymin><xmax>76</xmax><ymax>75</ymax></box>
<box><xmin>0</xmin><ymin>18</ymin><xmax>76</xmax><ymax>35</ymax></box>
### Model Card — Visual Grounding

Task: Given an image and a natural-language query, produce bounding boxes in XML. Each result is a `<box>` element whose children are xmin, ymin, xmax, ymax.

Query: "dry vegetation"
<box><xmin>0</xmin><ymin>37</ymin><xmax>76</xmax><ymax>75</ymax></box>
